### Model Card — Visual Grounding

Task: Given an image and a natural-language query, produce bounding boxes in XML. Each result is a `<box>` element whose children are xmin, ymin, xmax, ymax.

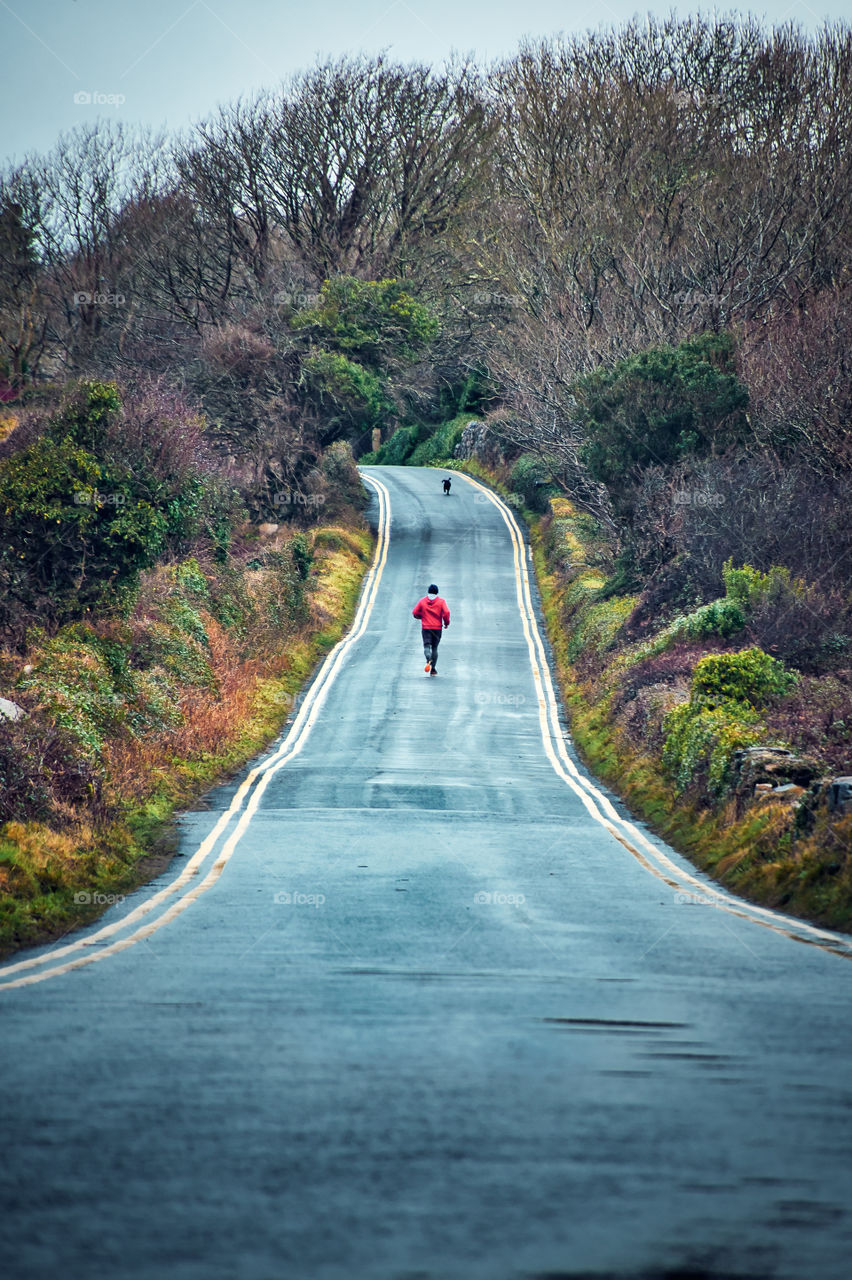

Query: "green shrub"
<box><xmin>302</xmin><ymin>349</ymin><xmax>389</xmax><ymax>432</ymax></box>
<box><xmin>17</xmin><ymin>631</ymin><xmax>127</xmax><ymax>758</ymax></box>
<box><xmin>171</xmin><ymin>557</ymin><xmax>210</xmax><ymax>600</ymax></box>
<box><xmin>377</xmin><ymin>426</ymin><xmax>415</xmax><ymax>465</ymax></box>
<box><xmin>573</xmin><ymin>331</ymin><xmax>748</xmax><ymax>516</ymax></box>
<box><xmin>722</xmin><ymin>560</ymin><xmax>796</xmax><ymax>612</ymax></box>
<box><xmin>132</xmin><ymin>622</ymin><xmax>216</xmax><ymax>692</ymax></box>
<box><xmin>684</xmin><ymin>598</ymin><xmax>746</xmax><ymax>639</ymax></box>
<box><xmin>663</xmin><ymin>701</ymin><xmax>763</xmax><ymax>795</ymax></box>
<box><xmin>162</xmin><ymin>596</ymin><xmax>210</xmax><ymax>647</ymax></box>
<box><xmin>567</xmin><ymin>595</ymin><xmax>638</xmax><ymax>661</ymax></box>
<box><xmin>510</xmin><ymin>454</ymin><xmax>556</xmax><ymax>513</ymax></box>
<box><xmin>290</xmin><ymin>532</ymin><xmax>313</xmax><ymax>582</ymax></box>
<box><xmin>127</xmin><ymin>669</ymin><xmax>184</xmax><ymax>734</ymax></box>
<box><xmin>720</xmin><ymin>559</ymin><xmax>849</xmax><ymax>672</ymax></box>
<box><xmin>0</xmin><ymin>382</ymin><xmax>233</xmax><ymax>631</ymax></box>
<box><xmin>622</xmin><ymin>597</ymin><xmax>746</xmax><ymax>670</ymax></box>
<box><xmin>691</xmin><ymin>647</ymin><xmax>796</xmax><ymax>708</ymax></box>
<box><xmin>208</xmin><ymin>565</ymin><xmax>253</xmax><ymax>634</ymax></box>
<box><xmin>0</xmin><ymin>432</ymin><xmax>168</xmax><ymax>625</ymax></box>
<box><xmin>661</xmin><ymin>647</ymin><xmax>795</xmax><ymax>796</ymax></box>
<box><xmin>408</xmin><ymin>415</ymin><xmax>471</xmax><ymax>466</ymax></box>
<box><xmin>292</xmin><ymin>277</ymin><xmax>439</xmax><ymax>363</ymax></box>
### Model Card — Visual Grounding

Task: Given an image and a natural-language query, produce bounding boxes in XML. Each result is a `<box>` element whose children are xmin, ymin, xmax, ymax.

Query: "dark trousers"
<box><xmin>422</xmin><ymin>628</ymin><xmax>442</xmax><ymax>669</ymax></box>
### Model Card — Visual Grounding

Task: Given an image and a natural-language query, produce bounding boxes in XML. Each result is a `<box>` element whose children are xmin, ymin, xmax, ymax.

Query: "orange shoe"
<box><xmin>424</xmin><ymin>662</ymin><xmax>431</xmax><ymax>673</ymax></box>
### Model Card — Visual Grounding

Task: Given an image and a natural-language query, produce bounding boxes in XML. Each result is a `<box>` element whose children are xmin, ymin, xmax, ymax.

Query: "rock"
<box><xmin>828</xmin><ymin>777</ymin><xmax>852</xmax><ymax>816</ymax></box>
<box><xmin>0</xmin><ymin>696</ymin><xmax>26</xmax><ymax>722</ymax></box>
<box><xmin>733</xmin><ymin>746</ymin><xmax>820</xmax><ymax>797</ymax></box>
<box><xmin>754</xmin><ymin>783</ymin><xmax>807</xmax><ymax>805</ymax></box>
<box><xmin>454</xmin><ymin>420</ymin><xmax>503</xmax><ymax>465</ymax></box>
<box><xmin>257</xmin><ymin>523</ymin><xmax>279</xmax><ymax>538</ymax></box>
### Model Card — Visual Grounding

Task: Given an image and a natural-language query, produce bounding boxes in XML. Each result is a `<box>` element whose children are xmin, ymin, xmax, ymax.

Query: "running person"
<box><xmin>412</xmin><ymin>584</ymin><xmax>450</xmax><ymax>676</ymax></box>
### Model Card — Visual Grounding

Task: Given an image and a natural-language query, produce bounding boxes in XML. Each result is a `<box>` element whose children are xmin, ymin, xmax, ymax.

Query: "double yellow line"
<box><xmin>2</xmin><ymin>466</ymin><xmax>848</xmax><ymax>991</ymax></box>
<box><xmin>456</xmin><ymin>471</ymin><xmax>852</xmax><ymax>962</ymax></box>
<box><xmin>0</xmin><ymin>475</ymin><xmax>392</xmax><ymax>992</ymax></box>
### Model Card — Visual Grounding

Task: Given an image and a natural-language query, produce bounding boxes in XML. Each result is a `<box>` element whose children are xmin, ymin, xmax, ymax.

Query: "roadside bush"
<box><xmin>509</xmin><ymin>454</ymin><xmax>556</xmax><ymax>513</ymax></box>
<box><xmin>674</xmin><ymin>598</ymin><xmax>746</xmax><ymax>642</ymax></box>
<box><xmin>0</xmin><ymin>432</ymin><xmax>168</xmax><ymax>631</ymax></box>
<box><xmin>292</xmin><ymin>277</ymin><xmax>439</xmax><ymax>364</ymax></box>
<box><xmin>662</xmin><ymin>647</ymin><xmax>795</xmax><ymax>798</ymax></box>
<box><xmin>372</xmin><ymin>424</ymin><xmax>415</xmax><ymax>465</ymax></box>
<box><xmin>722</xmin><ymin>560</ymin><xmax>792</xmax><ymax>612</ymax></box>
<box><xmin>16</xmin><ymin>629</ymin><xmax>128</xmax><ymax>758</ymax></box>
<box><xmin>763</xmin><ymin>673</ymin><xmax>852</xmax><ymax>776</ymax></box>
<box><xmin>573</xmin><ymin>332</ymin><xmax>748</xmax><ymax>520</ymax></box>
<box><xmin>621</xmin><ymin>596</ymin><xmax>746</xmax><ymax>669</ymax></box>
<box><xmin>301</xmin><ymin>349</ymin><xmax>390</xmax><ymax>437</ymax></box>
<box><xmin>132</xmin><ymin>622</ymin><xmax>216</xmax><ymax>692</ymax></box>
<box><xmin>723</xmin><ymin>560</ymin><xmax>852</xmax><ymax>672</ymax></box>
<box><xmin>0</xmin><ymin>381</ymin><xmax>237</xmax><ymax>635</ymax></box>
<box><xmin>409</xmin><ymin>415</ymin><xmax>469</xmax><ymax>466</ymax></box>
<box><xmin>567</xmin><ymin>595</ymin><xmax>637</xmax><ymax>665</ymax></box>
<box><xmin>663</xmin><ymin>700</ymin><xmax>763</xmax><ymax>796</ymax></box>
<box><xmin>290</xmin><ymin>532</ymin><xmax>313</xmax><ymax>582</ymax></box>
<box><xmin>0</xmin><ymin>717</ymin><xmax>101</xmax><ymax>823</ymax></box>
<box><xmin>691</xmin><ymin>648</ymin><xmax>796</xmax><ymax>709</ymax></box>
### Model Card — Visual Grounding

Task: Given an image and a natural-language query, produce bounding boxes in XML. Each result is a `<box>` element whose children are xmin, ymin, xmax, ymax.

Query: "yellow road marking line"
<box><xmin>456</xmin><ymin>472</ymin><xmax>852</xmax><ymax>960</ymax></box>
<box><xmin>0</xmin><ymin>475</ymin><xmax>392</xmax><ymax>991</ymax></box>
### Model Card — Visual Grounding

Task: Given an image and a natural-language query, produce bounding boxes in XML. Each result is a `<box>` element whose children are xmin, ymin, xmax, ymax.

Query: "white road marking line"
<box><xmin>455</xmin><ymin>472</ymin><xmax>852</xmax><ymax>960</ymax></box>
<box><xmin>0</xmin><ymin>476</ymin><xmax>392</xmax><ymax>991</ymax></box>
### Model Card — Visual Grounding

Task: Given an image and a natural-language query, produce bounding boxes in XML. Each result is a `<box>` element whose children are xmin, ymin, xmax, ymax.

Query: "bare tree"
<box><xmin>248</xmin><ymin>56</ymin><xmax>492</xmax><ymax>279</ymax></box>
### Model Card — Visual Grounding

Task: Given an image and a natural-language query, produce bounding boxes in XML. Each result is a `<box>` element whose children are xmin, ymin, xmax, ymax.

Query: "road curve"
<box><xmin>1</xmin><ymin>465</ymin><xmax>851</xmax><ymax>1280</ymax></box>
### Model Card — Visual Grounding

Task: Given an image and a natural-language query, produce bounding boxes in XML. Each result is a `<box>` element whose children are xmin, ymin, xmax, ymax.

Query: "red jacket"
<box><xmin>413</xmin><ymin>595</ymin><xmax>450</xmax><ymax>629</ymax></box>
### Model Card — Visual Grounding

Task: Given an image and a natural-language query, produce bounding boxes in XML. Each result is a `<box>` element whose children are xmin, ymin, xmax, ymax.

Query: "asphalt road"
<box><xmin>1</xmin><ymin>466</ymin><xmax>851</xmax><ymax>1280</ymax></box>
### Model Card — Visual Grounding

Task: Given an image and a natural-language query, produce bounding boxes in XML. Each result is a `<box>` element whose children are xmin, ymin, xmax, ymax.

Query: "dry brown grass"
<box><xmin>1</xmin><ymin>515</ymin><xmax>373</xmax><ymax>955</ymax></box>
<box><xmin>97</xmin><ymin>525</ymin><xmax>371</xmax><ymax>814</ymax></box>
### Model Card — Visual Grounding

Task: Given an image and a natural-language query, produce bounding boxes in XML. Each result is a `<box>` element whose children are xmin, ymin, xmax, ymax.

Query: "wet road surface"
<box><xmin>1</xmin><ymin>466</ymin><xmax>851</xmax><ymax>1280</ymax></box>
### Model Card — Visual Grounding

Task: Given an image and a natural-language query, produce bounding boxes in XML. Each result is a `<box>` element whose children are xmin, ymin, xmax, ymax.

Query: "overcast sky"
<box><xmin>1</xmin><ymin>0</ymin><xmax>847</xmax><ymax>165</ymax></box>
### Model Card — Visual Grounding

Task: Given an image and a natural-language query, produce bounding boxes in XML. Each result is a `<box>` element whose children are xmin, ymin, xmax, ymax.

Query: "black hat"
<box><xmin>428</xmin><ymin>584</ymin><xmax>439</xmax><ymax>594</ymax></box>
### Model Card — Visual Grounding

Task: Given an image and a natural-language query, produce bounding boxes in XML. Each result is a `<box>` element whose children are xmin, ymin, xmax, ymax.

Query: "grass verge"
<box><xmin>438</xmin><ymin>457</ymin><xmax>852</xmax><ymax>934</ymax></box>
<box><xmin>0</xmin><ymin>523</ymin><xmax>374</xmax><ymax>957</ymax></box>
